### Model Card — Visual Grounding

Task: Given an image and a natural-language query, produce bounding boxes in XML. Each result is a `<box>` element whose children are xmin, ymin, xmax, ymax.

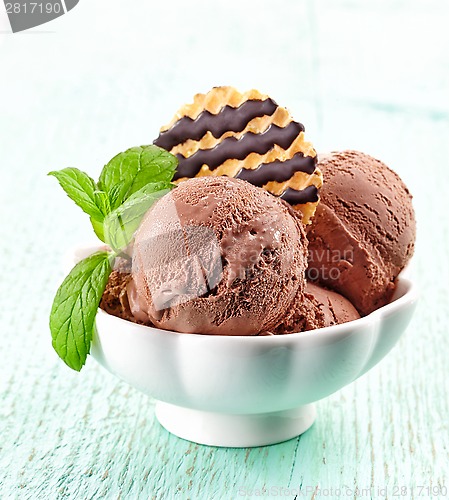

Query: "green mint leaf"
<box><xmin>90</xmin><ymin>217</ymin><xmax>106</xmax><ymax>242</ymax></box>
<box><xmin>50</xmin><ymin>251</ymin><xmax>113</xmax><ymax>372</ymax></box>
<box><xmin>93</xmin><ymin>190</ymin><xmax>110</xmax><ymax>216</ymax></box>
<box><xmin>98</xmin><ymin>145</ymin><xmax>178</xmax><ymax>210</ymax></box>
<box><xmin>126</xmin><ymin>146</ymin><xmax>178</xmax><ymax>195</ymax></box>
<box><xmin>103</xmin><ymin>182</ymin><xmax>172</xmax><ymax>252</ymax></box>
<box><xmin>48</xmin><ymin>168</ymin><xmax>105</xmax><ymax>222</ymax></box>
<box><xmin>98</xmin><ymin>147</ymin><xmax>141</xmax><ymax>208</ymax></box>
<box><xmin>107</xmin><ymin>182</ymin><xmax>125</xmax><ymax>209</ymax></box>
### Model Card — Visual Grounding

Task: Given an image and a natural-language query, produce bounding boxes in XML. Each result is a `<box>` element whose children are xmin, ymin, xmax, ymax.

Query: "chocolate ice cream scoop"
<box><xmin>128</xmin><ymin>176</ymin><xmax>308</xmax><ymax>335</ymax></box>
<box><xmin>273</xmin><ymin>282</ymin><xmax>361</xmax><ymax>334</ymax></box>
<box><xmin>307</xmin><ymin>150</ymin><xmax>416</xmax><ymax>315</ymax></box>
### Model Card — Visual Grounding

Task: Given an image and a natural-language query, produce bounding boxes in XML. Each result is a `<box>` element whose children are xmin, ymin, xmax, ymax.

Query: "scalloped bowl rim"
<box><xmin>95</xmin><ymin>273</ymin><xmax>418</xmax><ymax>341</ymax></box>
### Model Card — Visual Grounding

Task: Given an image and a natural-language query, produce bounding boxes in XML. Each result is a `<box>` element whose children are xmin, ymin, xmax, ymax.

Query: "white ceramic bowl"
<box><xmin>73</xmin><ymin>246</ymin><xmax>418</xmax><ymax>447</ymax></box>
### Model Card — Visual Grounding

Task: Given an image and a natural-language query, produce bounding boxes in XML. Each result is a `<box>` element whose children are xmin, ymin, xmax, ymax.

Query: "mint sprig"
<box><xmin>49</xmin><ymin>145</ymin><xmax>177</xmax><ymax>371</ymax></box>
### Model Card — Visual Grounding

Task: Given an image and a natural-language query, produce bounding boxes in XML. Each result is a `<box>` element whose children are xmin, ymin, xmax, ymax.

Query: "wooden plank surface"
<box><xmin>1</xmin><ymin>1</ymin><xmax>448</xmax><ymax>498</ymax></box>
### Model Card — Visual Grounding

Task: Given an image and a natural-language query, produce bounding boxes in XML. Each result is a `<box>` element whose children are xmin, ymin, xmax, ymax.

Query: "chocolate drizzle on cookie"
<box><xmin>154</xmin><ymin>98</ymin><xmax>278</xmax><ymax>151</ymax></box>
<box><xmin>173</xmin><ymin>121</ymin><xmax>305</xmax><ymax>180</ymax></box>
<box><xmin>280</xmin><ymin>185</ymin><xmax>319</xmax><ymax>205</ymax></box>
<box><xmin>236</xmin><ymin>152</ymin><xmax>317</xmax><ymax>185</ymax></box>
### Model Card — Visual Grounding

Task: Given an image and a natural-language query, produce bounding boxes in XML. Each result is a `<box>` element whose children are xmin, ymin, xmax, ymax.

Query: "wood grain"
<box><xmin>1</xmin><ymin>1</ymin><xmax>448</xmax><ymax>498</ymax></box>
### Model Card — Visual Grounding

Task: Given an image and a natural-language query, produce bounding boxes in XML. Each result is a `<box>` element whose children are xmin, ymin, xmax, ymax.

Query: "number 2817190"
<box><xmin>5</xmin><ymin>3</ymin><xmax>62</xmax><ymax>14</ymax></box>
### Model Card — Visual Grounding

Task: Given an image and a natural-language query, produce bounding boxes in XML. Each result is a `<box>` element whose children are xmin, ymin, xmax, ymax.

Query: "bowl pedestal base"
<box><xmin>155</xmin><ymin>401</ymin><xmax>316</xmax><ymax>447</ymax></box>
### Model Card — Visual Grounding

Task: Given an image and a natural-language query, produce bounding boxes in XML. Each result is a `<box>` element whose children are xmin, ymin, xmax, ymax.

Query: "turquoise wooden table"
<box><xmin>1</xmin><ymin>1</ymin><xmax>448</xmax><ymax>498</ymax></box>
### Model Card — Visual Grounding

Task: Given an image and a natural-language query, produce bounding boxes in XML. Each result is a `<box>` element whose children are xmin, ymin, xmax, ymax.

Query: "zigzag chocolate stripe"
<box><xmin>174</xmin><ymin>121</ymin><xmax>305</xmax><ymax>180</ymax></box>
<box><xmin>235</xmin><ymin>152</ymin><xmax>317</xmax><ymax>186</ymax></box>
<box><xmin>154</xmin><ymin>98</ymin><xmax>278</xmax><ymax>151</ymax></box>
<box><xmin>280</xmin><ymin>185</ymin><xmax>319</xmax><ymax>205</ymax></box>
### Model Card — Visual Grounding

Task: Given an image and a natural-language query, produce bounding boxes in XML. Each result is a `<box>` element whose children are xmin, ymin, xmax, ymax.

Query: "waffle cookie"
<box><xmin>154</xmin><ymin>86</ymin><xmax>322</xmax><ymax>223</ymax></box>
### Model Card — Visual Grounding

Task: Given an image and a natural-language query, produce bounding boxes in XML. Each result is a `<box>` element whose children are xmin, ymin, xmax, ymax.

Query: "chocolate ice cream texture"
<box><xmin>100</xmin><ymin>257</ymin><xmax>147</xmax><ymax>325</ymax></box>
<box><xmin>306</xmin><ymin>150</ymin><xmax>416</xmax><ymax>315</ymax></box>
<box><xmin>273</xmin><ymin>282</ymin><xmax>360</xmax><ymax>335</ymax></box>
<box><xmin>127</xmin><ymin>176</ymin><xmax>308</xmax><ymax>335</ymax></box>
